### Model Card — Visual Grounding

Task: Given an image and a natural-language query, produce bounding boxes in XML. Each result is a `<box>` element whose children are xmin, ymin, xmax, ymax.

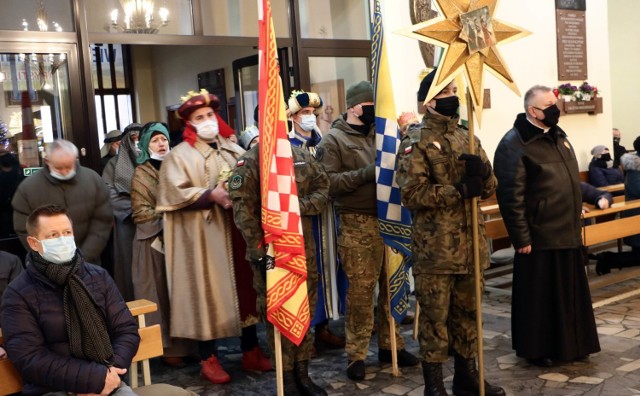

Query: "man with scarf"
<box><xmin>494</xmin><ymin>85</ymin><xmax>601</xmax><ymax>367</ymax></box>
<box><xmin>317</xmin><ymin>81</ymin><xmax>419</xmax><ymax>381</ymax></box>
<box><xmin>156</xmin><ymin>89</ymin><xmax>270</xmax><ymax>385</ymax></box>
<box><xmin>1</xmin><ymin>204</ymin><xmax>140</xmax><ymax>395</ymax></box>
<box><xmin>588</xmin><ymin>145</ymin><xmax>624</xmax><ymax>188</ymax></box>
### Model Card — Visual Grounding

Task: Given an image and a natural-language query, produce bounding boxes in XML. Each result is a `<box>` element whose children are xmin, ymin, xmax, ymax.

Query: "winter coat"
<box><xmin>588</xmin><ymin>159</ymin><xmax>623</xmax><ymax>187</ymax></box>
<box><xmin>396</xmin><ymin>112</ymin><xmax>496</xmax><ymax>274</ymax></box>
<box><xmin>494</xmin><ymin>113</ymin><xmax>582</xmax><ymax>250</ymax></box>
<box><xmin>0</xmin><ymin>252</ymin><xmax>140</xmax><ymax>395</ymax></box>
<box><xmin>621</xmin><ymin>153</ymin><xmax>640</xmax><ymax>247</ymax></box>
<box><xmin>11</xmin><ymin>165</ymin><xmax>112</xmax><ymax>264</ymax></box>
<box><xmin>316</xmin><ymin>116</ymin><xmax>377</xmax><ymax>215</ymax></box>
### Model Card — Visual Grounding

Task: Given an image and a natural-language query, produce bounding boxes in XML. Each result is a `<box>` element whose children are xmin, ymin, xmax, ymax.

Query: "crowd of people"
<box><xmin>0</xmin><ymin>73</ymin><xmax>635</xmax><ymax>396</ymax></box>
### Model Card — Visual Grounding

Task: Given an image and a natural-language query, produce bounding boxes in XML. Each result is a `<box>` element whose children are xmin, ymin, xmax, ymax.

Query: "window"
<box><xmin>91</xmin><ymin>44</ymin><xmax>135</xmax><ymax>143</ymax></box>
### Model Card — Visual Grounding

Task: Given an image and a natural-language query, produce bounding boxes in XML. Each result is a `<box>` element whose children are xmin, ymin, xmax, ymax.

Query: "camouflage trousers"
<box><xmin>338</xmin><ymin>213</ymin><xmax>405</xmax><ymax>361</ymax></box>
<box><xmin>415</xmin><ymin>273</ymin><xmax>484</xmax><ymax>362</ymax></box>
<box><xmin>251</xmin><ymin>256</ymin><xmax>318</xmax><ymax>371</ymax></box>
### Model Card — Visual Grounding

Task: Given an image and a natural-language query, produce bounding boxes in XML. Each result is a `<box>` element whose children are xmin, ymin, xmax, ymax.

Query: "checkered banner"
<box><xmin>371</xmin><ymin>0</ymin><xmax>413</xmax><ymax>322</ymax></box>
<box><xmin>258</xmin><ymin>0</ymin><xmax>309</xmax><ymax>346</ymax></box>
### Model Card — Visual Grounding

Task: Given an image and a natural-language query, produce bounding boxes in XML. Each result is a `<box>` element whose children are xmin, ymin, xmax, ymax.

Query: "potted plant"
<box><xmin>557</xmin><ymin>83</ymin><xmax>578</xmax><ymax>101</ymax></box>
<box><xmin>576</xmin><ymin>81</ymin><xmax>598</xmax><ymax>101</ymax></box>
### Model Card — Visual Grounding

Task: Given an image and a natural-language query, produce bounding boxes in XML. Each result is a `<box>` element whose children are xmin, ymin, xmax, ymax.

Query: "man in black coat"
<box><xmin>1</xmin><ymin>205</ymin><xmax>140</xmax><ymax>395</ymax></box>
<box><xmin>493</xmin><ymin>85</ymin><xmax>601</xmax><ymax>367</ymax></box>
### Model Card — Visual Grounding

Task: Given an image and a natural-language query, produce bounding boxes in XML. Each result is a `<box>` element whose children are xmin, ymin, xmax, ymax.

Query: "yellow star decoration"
<box><xmin>398</xmin><ymin>0</ymin><xmax>530</xmax><ymax>124</ymax></box>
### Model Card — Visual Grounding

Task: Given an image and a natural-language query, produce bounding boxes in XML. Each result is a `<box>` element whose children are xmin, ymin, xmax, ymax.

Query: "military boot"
<box><xmin>294</xmin><ymin>360</ymin><xmax>327</xmax><ymax>396</ymax></box>
<box><xmin>283</xmin><ymin>371</ymin><xmax>302</xmax><ymax>395</ymax></box>
<box><xmin>452</xmin><ymin>354</ymin><xmax>505</xmax><ymax>396</ymax></box>
<box><xmin>422</xmin><ymin>361</ymin><xmax>448</xmax><ymax>396</ymax></box>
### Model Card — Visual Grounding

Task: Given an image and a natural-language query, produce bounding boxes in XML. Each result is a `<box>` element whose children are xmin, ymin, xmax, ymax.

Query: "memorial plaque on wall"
<box><xmin>556</xmin><ymin>9</ymin><xmax>587</xmax><ymax>80</ymax></box>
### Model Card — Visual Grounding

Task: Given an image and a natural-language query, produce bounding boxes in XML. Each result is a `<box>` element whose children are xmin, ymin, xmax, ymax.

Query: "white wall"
<box><xmin>383</xmin><ymin>0</ymin><xmax>612</xmax><ymax>170</ymax></box>
<box><xmin>608</xmin><ymin>0</ymin><xmax>640</xmax><ymax>150</ymax></box>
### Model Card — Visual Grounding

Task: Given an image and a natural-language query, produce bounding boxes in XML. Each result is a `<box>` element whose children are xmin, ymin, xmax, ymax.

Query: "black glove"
<box><xmin>253</xmin><ymin>257</ymin><xmax>267</xmax><ymax>282</ymax></box>
<box><xmin>458</xmin><ymin>154</ymin><xmax>490</xmax><ymax>179</ymax></box>
<box><xmin>455</xmin><ymin>176</ymin><xmax>483</xmax><ymax>199</ymax></box>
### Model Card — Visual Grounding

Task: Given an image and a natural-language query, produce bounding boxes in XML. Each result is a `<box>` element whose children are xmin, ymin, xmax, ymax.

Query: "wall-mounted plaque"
<box><xmin>556</xmin><ymin>10</ymin><xmax>587</xmax><ymax>80</ymax></box>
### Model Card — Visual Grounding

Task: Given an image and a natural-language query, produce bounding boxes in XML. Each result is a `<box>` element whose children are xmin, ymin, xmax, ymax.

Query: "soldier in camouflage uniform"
<box><xmin>229</xmin><ymin>143</ymin><xmax>329</xmax><ymax>396</ymax></box>
<box><xmin>316</xmin><ymin>81</ymin><xmax>419</xmax><ymax>381</ymax></box>
<box><xmin>396</xmin><ymin>70</ymin><xmax>505</xmax><ymax>396</ymax></box>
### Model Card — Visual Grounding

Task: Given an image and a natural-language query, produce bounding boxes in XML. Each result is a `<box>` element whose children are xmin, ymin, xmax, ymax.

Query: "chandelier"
<box><xmin>110</xmin><ymin>0</ymin><xmax>170</xmax><ymax>34</ymax></box>
<box><xmin>21</xmin><ymin>0</ymin><xmax>63</xmax><ymax>32</ymax></box>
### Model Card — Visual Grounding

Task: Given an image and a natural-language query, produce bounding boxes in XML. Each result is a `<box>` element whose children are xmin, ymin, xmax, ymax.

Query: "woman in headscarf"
<box><xmin>102</xmin><ymin>123</ymin><xmax>143</xmax><ymax>301</ymax></box>
<box><xmin>130</xmin><ymin>122</ymin><xmax>196</xmax><ymax>365</ymax></box>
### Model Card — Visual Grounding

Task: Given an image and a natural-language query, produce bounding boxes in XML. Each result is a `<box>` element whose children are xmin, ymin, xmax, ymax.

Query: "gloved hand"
<box><xmin>458</xmin><ymin>154</ymin><xmax>490</xmax><ymax>179</ymax></box>
<box><xmin>253</xmin><ymin>257</ymin><xmax>267</xmax><ymax>282</ymax></box>
<box><xmin>454</xmin><ymin>176</ymin><xmax>483</xmax><ymax>199</ymax></box>
<box><xmin>361</xmin><ymin>162</ymin><xmax>376</xmax><ymax>182</ymax></box>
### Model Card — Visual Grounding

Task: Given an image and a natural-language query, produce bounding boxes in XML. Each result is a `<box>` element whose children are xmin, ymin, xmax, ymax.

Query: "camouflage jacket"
<box><xmin>396</xmin><ymin>112</ymin><xmax>497</xmax><ymax>275</ymax></box>
<box><xmin>229</xmin><ymin>144</ymin><xmax>330</xmax><ymax>261</ymax></box>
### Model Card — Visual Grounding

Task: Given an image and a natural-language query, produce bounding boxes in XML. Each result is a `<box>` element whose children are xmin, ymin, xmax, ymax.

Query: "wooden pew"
<box><xmin>0</xmin><ymin>299</ymin><xmax>162</xmax><ymax>395</ymax></box>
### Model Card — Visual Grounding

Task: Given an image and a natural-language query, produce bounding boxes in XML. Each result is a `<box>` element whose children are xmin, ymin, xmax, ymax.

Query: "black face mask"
<box><xmin>358</xmin><ymin>105</ymin><xmax>376</xmax><ymax>126</ymax></box>
<box><xmin>434</xmin><ymin>96</ymin><xmax>459</xmax><ymax>117</ymax></box>
<box><xmin>613</xmin><ymin>137</ymin><xmax>621</xmax><ymax>144</ymax></box>
<box><xmin>600</xmin><ymin>153</ymin><xmax>612</xmax><ymax>162</ymax></box>
<box><xmin>540</xmin><ymin>104</ymin><xmax>561</xmax><ymax>127</ymax></box>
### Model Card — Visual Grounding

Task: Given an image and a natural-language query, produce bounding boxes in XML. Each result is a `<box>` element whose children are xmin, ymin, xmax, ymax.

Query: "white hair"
<box><xmin>45</xmin><ymin>139</ymin><xmax>79</xmax><ymax>159</ymax></box>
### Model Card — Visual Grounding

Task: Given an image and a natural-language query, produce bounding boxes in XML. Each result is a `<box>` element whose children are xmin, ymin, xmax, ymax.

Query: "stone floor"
<box><xmin>144</xmin><ymin>261</ymin><xmax>640</xmax><ymax>395</ymax></box>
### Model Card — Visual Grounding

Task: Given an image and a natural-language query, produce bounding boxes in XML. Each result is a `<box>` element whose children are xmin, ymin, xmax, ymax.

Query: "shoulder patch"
<box><xmin>236</xmin><ymin>159</ymin><xmax>245</xmax><ymax>167</ymax></box>
<box><xmin>404</xmin><ymin>146</ymin><xmax>413</xmax><ymax>154</ymax></box>
<box><xmin>293</xmin><ymin>161</ymin><xmax>307</xmax><ymax>167</ymax></box>
<box><xmin>229</xmin><ymin>174</ymin><xmax>243</xmax><ymax>190</ymax></box>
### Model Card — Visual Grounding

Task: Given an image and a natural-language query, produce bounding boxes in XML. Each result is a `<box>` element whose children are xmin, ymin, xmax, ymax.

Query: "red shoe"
<box><xmin>200</xmin><ymin>356</ymin><xmax>231</xmax><ymax>384</ymax></box>
<box><xmin>242</xmin><ymin>346</ymin><xmax>273</xmax><ymax>372</ymax></box>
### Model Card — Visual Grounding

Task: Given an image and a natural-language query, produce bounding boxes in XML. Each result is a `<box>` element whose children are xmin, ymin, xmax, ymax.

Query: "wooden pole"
<box><xmin>413</xmin><ymin>302</ymin><xmax>420</xmax><ymax>340</ymax></box>
<box><xmin>384</xmin><ymin>246</ymin><xmax>399</xmax><ymax>376</ymax></box>
<box><xmin>274</xmin><ymin>326</ymin><xmax>284</xmax><ymax>395</ymax></box>
<box><xmin>466</xmin><ymin>88</ymin><xmax>485</xmax><ymax>396</ymax></box>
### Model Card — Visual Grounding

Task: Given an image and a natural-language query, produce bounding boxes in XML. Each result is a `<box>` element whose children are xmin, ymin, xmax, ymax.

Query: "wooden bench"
<box><xmin>0</xmin><ymin>299</ymin><xmax>163</xmax><ymax>395</ymax></box>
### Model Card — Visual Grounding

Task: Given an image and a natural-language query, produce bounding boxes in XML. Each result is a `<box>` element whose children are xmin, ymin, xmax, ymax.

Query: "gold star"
<box><xmin>398</xmin><ymin>0</ymin><xmax>530</xmax><ymax>123</ymax></box>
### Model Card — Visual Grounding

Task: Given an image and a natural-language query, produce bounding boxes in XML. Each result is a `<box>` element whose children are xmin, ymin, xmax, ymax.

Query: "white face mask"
<box><xmin>38</xmin><ymin>235</ymin><xmax>76</xmax><ymax>264</ymax></box>
<box><xmin>193</xmin><ymin>119</ymin><xmax>219</xmax><ymax>140</ymax></box>
<box><xmin>149</xmin><ymin>149</ymin><xmax>169</xmax><ymax>161</ymax></box>
<box><xmin>297</xmin><ymin>114</ymin><xmax>317</xmax><ymax>132</ymax></box>
<box><xmin>50</xmin><ymin>168</ymin><xmax>76</xmax><ymax>181</ymax></box>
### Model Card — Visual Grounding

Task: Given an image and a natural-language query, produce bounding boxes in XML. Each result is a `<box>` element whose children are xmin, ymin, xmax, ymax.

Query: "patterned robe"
<box><xmin>156</xmin><ymin>137</ymin><xmax>245</xmax><ymax>340</ymax></box>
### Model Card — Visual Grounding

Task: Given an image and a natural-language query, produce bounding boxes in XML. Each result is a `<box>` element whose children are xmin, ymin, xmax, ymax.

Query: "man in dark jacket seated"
<box><xmin>1</xmin><ymin>204</ymin><xmax>140</xmax><ymax>396</ymax></box>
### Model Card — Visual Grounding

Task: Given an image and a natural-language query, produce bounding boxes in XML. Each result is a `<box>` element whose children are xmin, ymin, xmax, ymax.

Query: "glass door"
<box><xmin>0</xmin><ymin>43</ymin><xmax>83</xmax><ymax>159</ymax></box>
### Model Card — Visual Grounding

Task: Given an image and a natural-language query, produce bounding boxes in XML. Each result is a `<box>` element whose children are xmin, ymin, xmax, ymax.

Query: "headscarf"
<box><xmin>108</xmin><ymin>130</ymin><xmax>139</xmax><ymax>194</ymax></box>
<box><xmin>137</xmin><ymin>122</ymin><xmax>170</xmax><ymax>165</ymax></box>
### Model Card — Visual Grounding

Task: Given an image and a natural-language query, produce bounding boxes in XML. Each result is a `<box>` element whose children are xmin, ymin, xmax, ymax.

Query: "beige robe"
<box><xmin>156</xmin><ymin>137</ymin><xmax>245</xmax><ymax>341</ymax></box>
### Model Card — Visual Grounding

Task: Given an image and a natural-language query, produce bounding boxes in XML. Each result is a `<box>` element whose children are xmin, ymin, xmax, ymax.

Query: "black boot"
<box><xmin>452</xmin><ymin>354</ymin><xmax>505</xmax><ymax>396</ymax></box>
<box><xmin>595</xmin><ymin>252</ymin><xmax>614</xmax><ymax>275</ymax></box>
<box><xmin>422</xmin><ymin>361</ymin><xmax>448</xmax><ymax>396</ymax></box>
<box><xmin>283</xmin><ymin>371</ymin><xmax>302</xmax><ymax>395</ymax></box>
<box><xmin>294</xmin><ymin>360</ymin><xmax>327</xmax><ymax>396</ymax></box>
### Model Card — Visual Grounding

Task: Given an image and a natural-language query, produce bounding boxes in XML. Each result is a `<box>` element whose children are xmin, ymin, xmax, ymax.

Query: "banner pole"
<box><xmin>466</xmin><ymin>87</ymin><xmax>485</xmax><ymax>396</ymax></box>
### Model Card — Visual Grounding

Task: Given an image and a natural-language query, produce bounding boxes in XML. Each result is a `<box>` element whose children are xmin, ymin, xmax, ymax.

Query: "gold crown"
<box><xmin>180</xmin><ymin>88</ymin><xmax>210</xmax><ymax>104</ymax></box>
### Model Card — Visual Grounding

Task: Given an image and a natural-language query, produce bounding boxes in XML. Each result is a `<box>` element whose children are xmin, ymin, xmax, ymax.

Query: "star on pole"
<box><xmin>397</xmin><ymin>0</ymin><xmax>530</xmax><ymax>124</ymax></box>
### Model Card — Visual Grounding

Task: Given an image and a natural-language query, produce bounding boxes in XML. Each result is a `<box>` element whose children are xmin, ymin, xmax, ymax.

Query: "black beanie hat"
<box><xmin>417</xmin><ymin>68</ymin><xmax>437</xmax><ymax>102</ymax></box>
<box><xmin>634</xmin><ymin>136</ymin><xmax>640</xmax><ymax>153</ymax></box>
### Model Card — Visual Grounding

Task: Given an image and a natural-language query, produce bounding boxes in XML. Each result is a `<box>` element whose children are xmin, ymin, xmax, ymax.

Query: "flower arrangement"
<box><xmin>575</xmin><ymin>81</ymin><xmax>598</xmax><ymax>101</ymax></box>
<box><xmin>557</xmin><ymin>83</ymin><xmax>578</xmax><ymax>96</ymax></box>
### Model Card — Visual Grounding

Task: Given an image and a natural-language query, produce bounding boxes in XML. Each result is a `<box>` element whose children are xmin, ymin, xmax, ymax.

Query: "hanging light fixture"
<box><xmin>110</xmin><ymin>0</ymin><xmax>170</xmax><ymax>34</ymax></box>
<box><xmin>21</xmin><ymin>1</ymin><xmax>63</xmax><ymax>32</ymax></box>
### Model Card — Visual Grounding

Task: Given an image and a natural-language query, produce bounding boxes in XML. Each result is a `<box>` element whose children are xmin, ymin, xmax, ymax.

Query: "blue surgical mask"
<box><xmin>38</xmin><ymin>235</ymin><xmax>76</xmax><ymax>264</ymax></box>
<box><xmin>50</xmin><ymin>169</ymin><xmax>76</xmax><ymax>181</ymax></box>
